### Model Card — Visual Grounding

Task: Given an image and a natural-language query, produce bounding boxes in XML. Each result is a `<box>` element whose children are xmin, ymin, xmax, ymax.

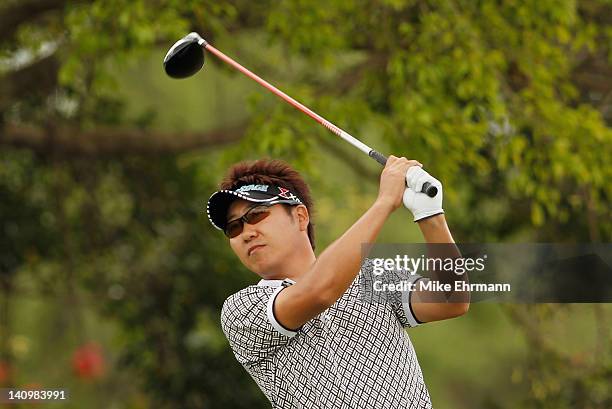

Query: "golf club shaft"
<box><xmin>205</xmin><ymin>44</ymin><xmax>386</xmax><ymax>164</ymax></box>
<box><xmin>204</xmin><ymin>43</ymin><xmax>436</xmax><ymax>197</ymax></box>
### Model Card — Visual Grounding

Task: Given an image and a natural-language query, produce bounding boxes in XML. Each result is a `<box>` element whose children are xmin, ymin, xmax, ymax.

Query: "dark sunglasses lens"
<box><xmin>244</xmin><ymin>207</ymin><xmax>271</xmax><ymax>224</ymax></box>
<box><xmin>225</xmin><ymin>206</ymin><xmax>272</xmax><ymax>238</ymax></box>
<box><xmin>225</xmin><ymin>220</ymin><xmax>243</xmax><ymax>238</ymax></box>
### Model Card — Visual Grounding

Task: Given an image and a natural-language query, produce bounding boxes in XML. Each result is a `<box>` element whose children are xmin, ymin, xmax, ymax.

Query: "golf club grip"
<box><xmin>368</xmin><ymin>149</ymin><xmax>438</xmax><ymax>197</ymax></box>
<box><xmin>422</xmin><ymin>183</ymin><xmax>437</xmax><ymax>197</ymax></box>
<box><xmin>368</xmin><ymin>149</ymin><xmax>388</xmax><ymax>166</ymax></box>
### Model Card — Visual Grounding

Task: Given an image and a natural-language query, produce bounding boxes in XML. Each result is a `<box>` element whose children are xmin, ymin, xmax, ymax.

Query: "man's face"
<box><xmin>226</xmin><ymin>199</ymin><xmax>303</xmax><ymax>275</ymax></box>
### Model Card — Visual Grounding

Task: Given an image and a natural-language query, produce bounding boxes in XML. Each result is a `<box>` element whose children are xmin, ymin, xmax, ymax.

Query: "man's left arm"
<box><xmin>401</xmin><ymin>165</ymin><xmax>470</xmax><ymax>323</ymax></box>
<box><xmin>411</xmin><ymin>214</ymin><xmax>470</xmax><ymax>323</ymax></box>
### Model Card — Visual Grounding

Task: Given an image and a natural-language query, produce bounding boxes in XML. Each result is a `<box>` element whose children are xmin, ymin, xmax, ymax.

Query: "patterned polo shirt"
<box><xmin>220</xmin><ymin>260</ymin><xmax>432</xmax><ymax>408</ymax></box>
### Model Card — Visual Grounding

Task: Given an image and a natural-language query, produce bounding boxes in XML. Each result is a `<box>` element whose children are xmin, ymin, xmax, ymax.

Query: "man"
<box><xmin>206</xmin><ymin>156</ymin><xmax>469</xmax><ymax>408</ymax></box>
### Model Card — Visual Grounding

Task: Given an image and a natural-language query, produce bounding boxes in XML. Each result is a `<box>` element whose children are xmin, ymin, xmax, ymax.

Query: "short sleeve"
<box><xmin>221</xmin><ymin>284</ymin><xmax>296</xmax><ymax>366</ymax></box>
<box><xmin>359</xmin><ymin>258</ymin><xmax>425</xmax><ymax>328</ymax></box>
<box><xmin>389</xmin><ymin>275</ymin><xmax>426</xmax><ymax>328</ymax></box>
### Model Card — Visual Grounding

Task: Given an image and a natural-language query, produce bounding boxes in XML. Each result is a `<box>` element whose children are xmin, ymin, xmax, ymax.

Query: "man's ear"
<box><xmin>294</xmin><ymin>205</ymin><xmax>309</xmax><ymax>231</ymax></box>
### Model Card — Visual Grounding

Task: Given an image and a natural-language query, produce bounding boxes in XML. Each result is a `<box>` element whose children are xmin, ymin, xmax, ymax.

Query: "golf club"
<box><xmin>163</xmin><ymin>32</ymin><xmax>438</xmax><ymax>197</ymax></box>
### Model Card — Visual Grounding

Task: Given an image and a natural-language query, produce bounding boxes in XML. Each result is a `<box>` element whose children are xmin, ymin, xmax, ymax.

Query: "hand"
<box><xmin>402</xmin><ymin>166</ymin><xmax>444</xmax><ymax>222</ymax></box>
<box><xmin>376</xmin><ymin>156</ymin><xmax>422</xmax><ymax>213</ymax></box>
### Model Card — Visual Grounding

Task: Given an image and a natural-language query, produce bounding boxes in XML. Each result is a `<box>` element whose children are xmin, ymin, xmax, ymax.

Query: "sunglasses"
<box><xmin>224</xmin><ymin>204</ymin><xmax>274</xmax><ymax>238</ymax></box>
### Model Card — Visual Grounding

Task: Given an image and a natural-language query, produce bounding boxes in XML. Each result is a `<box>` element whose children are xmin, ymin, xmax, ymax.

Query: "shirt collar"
<box><xmin>257</xmin><ymin>278</ymin><xmax>296</xmax><ymax>287</ymax></box>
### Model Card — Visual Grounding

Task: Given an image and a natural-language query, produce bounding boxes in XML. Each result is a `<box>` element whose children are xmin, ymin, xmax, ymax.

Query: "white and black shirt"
<box><xmin>221</xmin><ymin>262</ymin><xmax>432</xmax><ymax>408</ymax></box>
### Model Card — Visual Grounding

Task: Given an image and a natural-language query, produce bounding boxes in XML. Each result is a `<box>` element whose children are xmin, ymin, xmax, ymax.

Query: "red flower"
<box><xmin>0</xmin><ymin>361</ymin><xmax>9</xmax><ymax>384</ymax></box>
<box><xmin>23</xmin><ymin>382</ymin><xmax>42</xmax><ymax>389</ymax></box>
<box><xmin>72</xmin><ymin>343</ymin><xmax>106</xmax><ymax>380</ymax></box>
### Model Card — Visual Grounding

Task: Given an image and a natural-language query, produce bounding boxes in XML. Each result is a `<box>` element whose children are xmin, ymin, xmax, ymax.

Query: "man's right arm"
<box><xmin>273</xmin><ymin>157</ymin><xmax>421</xmax><ymax>331</ymax></box>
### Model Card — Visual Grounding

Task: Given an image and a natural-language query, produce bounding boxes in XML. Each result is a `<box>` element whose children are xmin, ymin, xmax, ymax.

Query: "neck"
<box><xmin>261</xmin><ymin>241</ymin><xmax>316</xmax><ymax>281</ymax></box>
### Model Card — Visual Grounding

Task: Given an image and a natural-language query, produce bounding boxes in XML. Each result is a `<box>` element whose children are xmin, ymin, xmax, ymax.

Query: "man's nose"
<box><xmin>241</xmin><ymin>223</ymin><xmax>258</xmax><ymax>241</ymax></box>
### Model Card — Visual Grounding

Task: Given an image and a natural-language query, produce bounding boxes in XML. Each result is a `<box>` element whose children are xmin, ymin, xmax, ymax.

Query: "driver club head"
<box><xmin>163</xmin><ymin>32</ymin><xmax>206</xmax><ymax>79</ymax></box>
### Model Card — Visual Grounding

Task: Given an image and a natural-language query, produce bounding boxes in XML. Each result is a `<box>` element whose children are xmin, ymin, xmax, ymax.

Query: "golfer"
<box><xmin>207</xmin><ymin>157</ymin><xmax>469</xmax><ymax>408</ymax></box>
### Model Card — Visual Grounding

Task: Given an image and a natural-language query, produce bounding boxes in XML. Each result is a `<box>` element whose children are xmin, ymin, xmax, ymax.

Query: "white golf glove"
<box><xmin>402</xmin><ymin>166</ymin><xmax>444</xmax><ymax>222</ymax></box>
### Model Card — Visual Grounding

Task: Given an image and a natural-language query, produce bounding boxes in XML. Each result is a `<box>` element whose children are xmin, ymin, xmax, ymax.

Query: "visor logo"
<box><xmin>278</xmin><ymin>187</ymin><xmax>299</xmax><ymax>201</ymax></box>
<box><xmin>235</xmin><ymin>184</ymin><xmax>269</xmax><ymax>194</ymax></box>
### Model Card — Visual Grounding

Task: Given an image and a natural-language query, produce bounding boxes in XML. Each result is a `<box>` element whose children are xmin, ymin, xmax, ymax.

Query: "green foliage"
<box><xmin>0</xmin><ymin>149</ymin><xmax>268</xmax><ymax>407</ymax></box>
<box><xmin>506</xmin><ymin>304</ymin><xmax>612</xmax><ymax>409</ymax></box>
<box><xmin>1</xmin><ymin>0</ymin><xmax>611</xmax><ymax>408</ymax></box>
<box><xmin>245</xmin><ymin>0</ymin><xmax>612</xmax><ymax>241</ymax></box>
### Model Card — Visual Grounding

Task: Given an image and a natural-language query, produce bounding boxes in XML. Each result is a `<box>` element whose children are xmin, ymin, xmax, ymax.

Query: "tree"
<box><xmin>1</xmin><ymin>1</ymin><xmax>610</xmax><ymax>407</ymax></box>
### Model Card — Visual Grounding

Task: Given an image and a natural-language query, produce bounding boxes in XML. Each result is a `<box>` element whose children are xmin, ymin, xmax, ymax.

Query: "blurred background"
<box><xmin>0</xmin><ymin>0</ymin><xmax>611</xmax><ymax>408</ymax></box>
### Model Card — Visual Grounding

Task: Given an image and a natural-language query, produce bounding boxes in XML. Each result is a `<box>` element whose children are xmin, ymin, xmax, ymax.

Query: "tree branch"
<box><xmin>572</xmin><ymin>53</ymin><xmax>612</xmax><ymax>95</ymax></box>
<box><xmin>0</xmin><ymin>53</ymin><xmax>60</xmax><ymax>112</ymax></box>
<box><xmin>0</xmin><ymin>0</ymin><xmax>89</xmax><ymax>42</ymax></box>
<box><xmin>0</xmin><ymin>122</ymin><xmax>248</xmax><ymax>156</ymax></box>
<box><xmin>333</xmin><ymin>54</ymin><xmax>387</xmax><ymax>96</ymax></box>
